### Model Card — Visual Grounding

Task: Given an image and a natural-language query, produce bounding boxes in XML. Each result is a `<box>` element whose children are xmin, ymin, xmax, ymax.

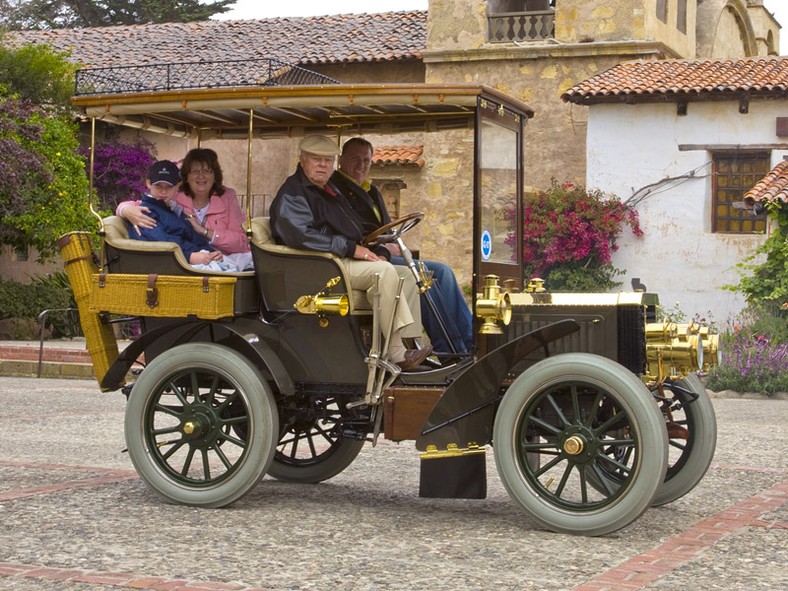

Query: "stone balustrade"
<box><xmin>488</xmin><ymin>10</ymin><xmax>555</xmax><ymax>43</ymax></box>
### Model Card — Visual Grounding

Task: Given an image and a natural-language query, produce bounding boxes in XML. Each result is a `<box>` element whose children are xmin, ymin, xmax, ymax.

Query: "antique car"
<box><xmin>59</xmin><ymin>59</ymin><xmax>718</xmax><ymax>536</ymax></box>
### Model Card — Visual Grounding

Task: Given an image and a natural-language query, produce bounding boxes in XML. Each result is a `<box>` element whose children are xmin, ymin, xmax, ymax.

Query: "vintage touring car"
<box><xmin>59</xmin><ymin>59</ymin><xmax>718</xmax><ymax>536</ymax></box>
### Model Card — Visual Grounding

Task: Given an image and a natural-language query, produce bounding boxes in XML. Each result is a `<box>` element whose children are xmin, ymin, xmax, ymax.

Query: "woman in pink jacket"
<box><xmin>118</xmin><ymin>148</ymin><xmax>250</xmax><ymax>255</ymax></box>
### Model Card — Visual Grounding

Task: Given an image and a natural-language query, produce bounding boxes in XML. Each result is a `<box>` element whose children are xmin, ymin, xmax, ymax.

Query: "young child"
<box><xmin>129</xmin><ymin>160</ymin><xmax>225</xmax><ymax>266</ymax></box>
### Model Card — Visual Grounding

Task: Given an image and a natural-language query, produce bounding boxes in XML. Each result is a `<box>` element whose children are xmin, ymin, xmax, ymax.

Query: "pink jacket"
<box><xmin>118</xmin><ymin>188</ymin><xmax>249</xmax><ymax>254</ymax></box>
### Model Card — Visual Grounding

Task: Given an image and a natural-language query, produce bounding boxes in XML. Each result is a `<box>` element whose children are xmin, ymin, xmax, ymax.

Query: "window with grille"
<box><xmin>712</xmin><ymin>152</ymin><xmax>769</xmax><ymax>233</ymax></box>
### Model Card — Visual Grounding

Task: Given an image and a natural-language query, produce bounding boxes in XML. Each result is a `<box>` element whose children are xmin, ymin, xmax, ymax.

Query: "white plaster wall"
<box><xmin>586</xmin><ymin>99</ymin><xmax>788</xmax><ymax>324</ymax></box>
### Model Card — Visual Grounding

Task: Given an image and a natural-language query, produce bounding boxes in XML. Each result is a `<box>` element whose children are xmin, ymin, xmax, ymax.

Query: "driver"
<box><xmin>332</xmin><ymin>138</ymin><xmax>474</xmax><ymax>356</ymax></box>
<box><xmin>269</xmin><ymin>135</ymin><xmax>433</xmax><ymax>372</ymax></box>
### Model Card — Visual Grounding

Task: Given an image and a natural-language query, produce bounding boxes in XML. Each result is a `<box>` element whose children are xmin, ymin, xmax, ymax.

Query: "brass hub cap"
<box><xmin>182</xmin><ymin>420</ymin><xmax>198</xmax><ymax>435</ymax></box>
<box><xmin>563</xmin><ymin>434</ymin><xmax>585</xmax><ymax>455</ymax></box>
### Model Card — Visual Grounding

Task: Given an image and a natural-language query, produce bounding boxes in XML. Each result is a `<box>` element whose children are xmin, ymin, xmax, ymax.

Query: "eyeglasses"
<box><xmin>189</xmin><ymin>168</ymin><xmax>214</xmax><ymax>176</ymax></box>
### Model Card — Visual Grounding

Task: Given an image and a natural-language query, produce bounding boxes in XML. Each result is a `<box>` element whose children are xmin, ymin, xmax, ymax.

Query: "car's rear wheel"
<box><xmin>125</xmin><ymin>343</ymin><xmax>278</xmax><ymax>507</ymax></box>
<box><xmin>650</xmin><ymin>373</ymin><xmax>717</xmax><ymax>506</ymax></box>
<box><xmin>585</xmin><ymin>373</ymin><xmax>717</xmax><ymax>506</ymax></box>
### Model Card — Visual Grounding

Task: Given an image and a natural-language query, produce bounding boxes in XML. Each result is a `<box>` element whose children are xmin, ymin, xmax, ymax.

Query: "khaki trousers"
<box><xmin>343</xmin><ymin>259</ymin><xmax>422</xmax><ymax>339</ymax></box>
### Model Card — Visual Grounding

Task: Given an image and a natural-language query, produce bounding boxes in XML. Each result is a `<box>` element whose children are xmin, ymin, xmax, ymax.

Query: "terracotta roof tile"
<box><xmin>562</xmin><ymin>57</ymin><xmax>788</xmax><ymax>104</ymax></box>
<box><xmin>744</xmin><ymin>160</ymin><xmax>788</xmax><ymax>205</ymax></box>
<box><xmin>372</xmin><ymin>145</ymin><xmax>424</xmax><ymax>168</ymax></box>
<box><xmin>9</xmin><ymin>11</ymin><xmax>426</xmax><ymax>67</ymax></box>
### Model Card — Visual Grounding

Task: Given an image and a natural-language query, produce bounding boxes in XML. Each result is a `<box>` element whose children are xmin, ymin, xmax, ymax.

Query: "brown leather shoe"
<box><xmin>396</xmin><ymin>345</ymin><xmax>434</xmax><ymax>371</ymax></box>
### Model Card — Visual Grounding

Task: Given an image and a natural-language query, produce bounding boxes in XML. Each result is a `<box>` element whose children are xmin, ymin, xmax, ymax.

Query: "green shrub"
<box><xmin>729</xmin><ymin>202</ymin><xmax>787</xmax><ymax>310</ymax></box>
<box><xmin>0</xmin><ymin>272</ymin><xmax>80</xmax><ymax>338</ymax></box>
<box><xmin>542</xmin><ymin>262</ymin><xmax>624</xmax><ymax>292</ymax></box>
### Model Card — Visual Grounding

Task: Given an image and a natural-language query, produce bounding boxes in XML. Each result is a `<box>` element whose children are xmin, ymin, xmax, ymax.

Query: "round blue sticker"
<box><xmin>481</xmin><ymin>229</ymin><xmax>492</xmax><ymax>261</ymax></box>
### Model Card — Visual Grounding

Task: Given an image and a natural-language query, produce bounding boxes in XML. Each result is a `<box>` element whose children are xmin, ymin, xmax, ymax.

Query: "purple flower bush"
<box><xmin>706</xmin><ymin>304</ymin><xmax>788</xmax><ymax>396</ymax></box>
<box><xmin>80</xmin><ymin>137</ymin><xmax>157</xmax><ymax>211</ymax></box>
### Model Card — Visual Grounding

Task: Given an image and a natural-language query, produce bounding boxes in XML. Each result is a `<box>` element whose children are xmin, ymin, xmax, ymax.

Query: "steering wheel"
<box><xmin>363</xmin><ymin>212</ymin><xmax>424</xmax><ymax>247</ymax></box>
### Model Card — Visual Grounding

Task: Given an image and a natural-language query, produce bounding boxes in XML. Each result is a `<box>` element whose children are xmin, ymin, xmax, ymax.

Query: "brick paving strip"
<box><xmin>0</xmin><ymin>460</ymin><xmax>137</xmax><ymax>502</ymax></box>
<box><xmin>0</xmin><ymin>344</ymin><xmax>93</xmax><ymax>364</ymax></box>
<box><xmin>0</xmin><ymin>461</ymin><xmax>785</xmax><ymax>591</ymax></box>
<box><xmin>572</xmin><ymin>478</ymin><xmax>788</xmax><ymax>591</ymax></box>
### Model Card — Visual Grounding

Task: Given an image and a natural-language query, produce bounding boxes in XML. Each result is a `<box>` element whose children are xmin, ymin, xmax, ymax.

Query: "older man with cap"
<box><xmin>270</xmin><ymin>135</ymin><xmax>432</xmax><ymax>371</ymax></box>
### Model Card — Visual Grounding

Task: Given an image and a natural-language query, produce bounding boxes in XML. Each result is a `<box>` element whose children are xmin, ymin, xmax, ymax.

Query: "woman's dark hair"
<box><xmin>180</xmin><ymin>148</ymin><xmax>226</xmax><ymax>198</ymax></box>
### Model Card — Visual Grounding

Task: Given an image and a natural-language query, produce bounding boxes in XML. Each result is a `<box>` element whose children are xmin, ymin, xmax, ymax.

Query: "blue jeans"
<box><xmin>391</xmin><ymin>256</ymin><xmax>474</xmax><ymax>354</ymax></box>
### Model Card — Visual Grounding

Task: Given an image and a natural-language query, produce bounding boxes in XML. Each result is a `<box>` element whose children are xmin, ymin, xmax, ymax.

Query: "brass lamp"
<box><xmin>476</xmin><ymin>275</ymin><xmax>512</xmax><ymax>335</ymax></box>
<box><xmin>294</xmin><ymin>276</ymin><xmax>349</xmax><ymax>328</ymax></box>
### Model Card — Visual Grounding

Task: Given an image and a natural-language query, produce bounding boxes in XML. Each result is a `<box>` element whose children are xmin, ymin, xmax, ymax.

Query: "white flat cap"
<box><xmin>299</xmin><ymin>135</ymin><xmax>340</xmax><ymax>156</ymax></box>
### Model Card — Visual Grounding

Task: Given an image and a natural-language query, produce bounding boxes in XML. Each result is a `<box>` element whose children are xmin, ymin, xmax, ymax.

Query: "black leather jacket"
<box><xmin>330</xmin><ymin>170</ymin><xmax>392</xmax><ymax>234</ymax></box>
<box><xmin>270</xmin><ymin>165</ymin><xmax>367</xmax><ymax>258</ymax></box>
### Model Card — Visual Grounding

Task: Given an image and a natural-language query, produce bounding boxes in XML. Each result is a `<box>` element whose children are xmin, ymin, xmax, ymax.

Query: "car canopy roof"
<box><xmin>72</xmin><ymin>62</ymin><xmax>534</xmax><ymax>140</ymax></box>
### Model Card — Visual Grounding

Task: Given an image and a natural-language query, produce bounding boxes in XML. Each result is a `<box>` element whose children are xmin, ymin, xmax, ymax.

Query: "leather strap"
<box><xmin>65</xmin><ymin>254</ymin><xmax>94</xmax><ymax>267</ymax></box>
<box><xmin>146</xmin><ymin>274</ymin><xmax>159</xmax><ymax>308</ymax></box>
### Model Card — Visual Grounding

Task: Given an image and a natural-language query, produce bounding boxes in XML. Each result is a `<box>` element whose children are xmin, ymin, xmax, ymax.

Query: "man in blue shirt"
<box><xmin>332</xmin><ymin>138</ymin><xmax>474</xmax><ymax>357</ymax></box>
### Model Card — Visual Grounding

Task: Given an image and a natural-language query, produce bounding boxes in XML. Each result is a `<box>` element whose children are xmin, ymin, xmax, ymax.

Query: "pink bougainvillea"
<box><xmin>507</xmin><ymin>181</ymin><xmax>642</xmax><ymax>291</ymax></box>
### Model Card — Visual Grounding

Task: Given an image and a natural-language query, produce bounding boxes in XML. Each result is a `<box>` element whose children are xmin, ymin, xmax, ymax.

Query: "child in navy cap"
<box><xmin>128</xmin><ymin>160</ymin><xmax>223</xmax><ymax>266</ymax></box>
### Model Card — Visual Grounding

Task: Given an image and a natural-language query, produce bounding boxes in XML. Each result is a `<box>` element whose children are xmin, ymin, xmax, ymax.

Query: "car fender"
<box><xmin>415</xmin><ymin>319</ymin><xmax>580</xmax><ymax>451</ymax></box>
<box><xmin>100</xmin><ymin>320</ymin><xmax>294</xmax><ymax>398</ymax></box>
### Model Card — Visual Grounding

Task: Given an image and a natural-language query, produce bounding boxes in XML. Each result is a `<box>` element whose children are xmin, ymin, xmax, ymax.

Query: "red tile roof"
<box><xmin>562</xmin><ymin>57</ymin><xmax>788</xmax><ymax>105</ymax></box>
<box><xmin>745</xmin><ymin>160</ymin><xmax>788</xmax><ymax>205</ymax></box>
<box><xmin>372</xmin><ymin>145</ymin><xmax>424</xmax><ymax>168</ymax></box>
<box><xmin>9</xmin><ymin>11</ymin><xmax>427</xmax><ymax>67</ymax></box>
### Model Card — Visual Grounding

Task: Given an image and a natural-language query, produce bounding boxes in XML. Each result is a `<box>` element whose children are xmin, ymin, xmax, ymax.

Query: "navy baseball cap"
<box><xmin>147</xmin><ymin>160</ymin><xmax>181</xmax><ymax>185</ymax></box>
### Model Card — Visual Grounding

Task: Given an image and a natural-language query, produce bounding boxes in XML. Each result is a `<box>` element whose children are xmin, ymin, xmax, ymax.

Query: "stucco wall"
<box><xmin>585</xmin><ymin>98</ymin><xmax>788</xmax><ymax>323</ymax></box>
<box><xmin>426</xmin><ymin>54</ymin><xmax>621</xmax><ymax>191</ymax></box>
<box><xmin>427</xmin><ymin>0</ymin><xmax>487</xmax><ymax>52</ymax></box>
<box><xmin>1</xmin><ymin>246</ymin><xmax>60</xmax><ymax>282</ymax></box>
<box><xmin>555</xmin><ymin>0</ymin><xmax>640</xmax><ymax>44</ymax></box>
<box><xmin>746</xmin><ymin>2</ymin><xmax>781</xmax><ymax>56</ymax></box>
<box><xmin>642</xmin><ymin>0</ymin><xmax>697</xmax><ymax>57</ymax></box>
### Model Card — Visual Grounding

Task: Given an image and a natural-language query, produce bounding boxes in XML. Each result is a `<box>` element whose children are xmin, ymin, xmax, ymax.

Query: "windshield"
<box><xmin>476</xmin><ymin>106</ymin><xmax>524</xmax><ymax>288</ymax></box>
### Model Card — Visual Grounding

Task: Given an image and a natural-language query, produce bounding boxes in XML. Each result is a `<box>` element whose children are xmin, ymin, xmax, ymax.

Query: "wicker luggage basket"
<box><xmin>57</xmin><ymin>232</ymin><xmax>119</xmax><ymax>386</ymax></box>
<box><xmin>88</xmin><ymin>273</ymin><xmax>236</xmax><ymax>319</ymax></box>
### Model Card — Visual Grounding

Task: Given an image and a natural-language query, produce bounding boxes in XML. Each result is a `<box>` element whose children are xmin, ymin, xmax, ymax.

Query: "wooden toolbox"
<box><xmin>383</xmin><ymin>386</ymin><xmax>443</xmax><ymax>442</ymax></box>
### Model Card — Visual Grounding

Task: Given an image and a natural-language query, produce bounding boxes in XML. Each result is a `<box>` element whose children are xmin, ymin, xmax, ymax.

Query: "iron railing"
<box><xmin>488</xmin><ymin>10</ymin><xmax>555</xmax><ymax>43</ymax></box>
<box><xmin>74</xmin><ymin>58</ymin><xmax>340</xmax><ymax>96</ymax></box>
<box><xmin>36</xmin><ymin>307</ymin><xmax>79</xmax><ymax>378</ymax></box>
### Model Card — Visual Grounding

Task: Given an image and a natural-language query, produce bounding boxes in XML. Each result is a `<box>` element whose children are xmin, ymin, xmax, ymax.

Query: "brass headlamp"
<box><xmin>676</xmin><ymin>323</ymin><xmax>722</xmax><ymax>370</ymax></box>
<box><xmin>646</xmin><ymin>320</ymin><xmax>704</xmax><ymax>379</ymax></box>
<box><xmin>476</xmin><ymin>275</ymin><xmax>512</xmax><ymax>335</ymax></box>
<box><xmin>294</xmin><ymin>276</ymin><xmax>349</xmax><ymax>328</ymax></box>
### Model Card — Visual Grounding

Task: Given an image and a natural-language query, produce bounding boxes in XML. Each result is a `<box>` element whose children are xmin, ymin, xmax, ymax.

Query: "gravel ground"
<box><xmin>0</xmin><ymin>377</ymin><xmax>785</xmax><ymax>591</ymax></box>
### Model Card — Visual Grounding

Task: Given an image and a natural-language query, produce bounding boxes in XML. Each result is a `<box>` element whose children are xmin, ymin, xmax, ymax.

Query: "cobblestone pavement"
<box><xmin>0</xmin><ymin>377</ymin><xmax>785</xmax><ymax>591</ymax></box>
